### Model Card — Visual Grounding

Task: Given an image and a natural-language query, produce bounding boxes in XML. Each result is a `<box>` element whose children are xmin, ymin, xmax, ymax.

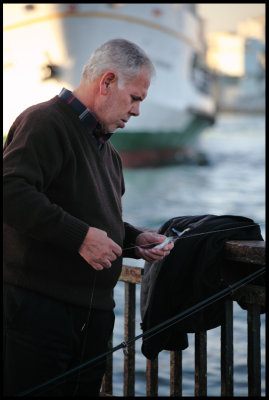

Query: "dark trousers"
<box><xmin>3</xmin><ymin>284</ymin><xmax>115</xmax><ymax>396</ymax></box>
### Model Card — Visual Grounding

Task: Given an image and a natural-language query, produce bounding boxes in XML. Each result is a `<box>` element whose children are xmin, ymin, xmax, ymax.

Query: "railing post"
<box><xmin>221</xmin><ymin>298</ymin><xmax>234</xmax><ymax>396</ymax></box>
<box><xmin>170</xmin><ymin>350</ymin><xmax>182</xmax><ymax>396</ymax></box>
<box><xmin>124</xmin><ymin>282</ymin><xmax>136</xmax><ymax>397</ymax></box>
<box><xmin>146</xmin><ymin>357</ymin><xmax>158</xmax><ymax>396</ymax></box>
<box><xmin>248</xmin><ymin>303</ymin><xmax>261</xmax><ymax>396</ymax></box>
<box><xmin>195</xmin><ymin>331</ymin><xmax>207</xmax><ymax>396</ymax></box>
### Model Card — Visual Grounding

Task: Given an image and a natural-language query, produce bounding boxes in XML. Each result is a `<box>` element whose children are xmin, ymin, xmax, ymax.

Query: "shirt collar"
<box><xmin>58</xmin><ymin>88</ymin><xmax>113</xmax><ymax>148</ymax></box>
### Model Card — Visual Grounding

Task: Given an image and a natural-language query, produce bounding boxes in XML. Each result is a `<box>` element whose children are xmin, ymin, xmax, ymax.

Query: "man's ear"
<box><xmin>100</xmin><ymin>71</ymin><xmax>117</xmax><ymax>94</ymax></box>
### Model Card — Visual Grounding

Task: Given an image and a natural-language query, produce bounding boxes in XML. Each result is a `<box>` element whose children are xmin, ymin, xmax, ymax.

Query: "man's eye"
<box><xmin>131</xmin><ymin>95</ymin><xmax>140</xmax><ymax>102</ymax></box>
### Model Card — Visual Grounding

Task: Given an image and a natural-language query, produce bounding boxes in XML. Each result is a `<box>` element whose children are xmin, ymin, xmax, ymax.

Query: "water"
<box><xmin>113</xmin><ymin>113</ymin><xmax>266</xmax><ymax>396</ymax></box>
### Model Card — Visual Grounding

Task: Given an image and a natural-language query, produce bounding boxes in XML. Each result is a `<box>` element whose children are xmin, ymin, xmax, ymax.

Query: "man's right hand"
<box><xmin>78</xmin><ymin>227</ymin><xmax>122</xmax><ymax>271</ymax></box>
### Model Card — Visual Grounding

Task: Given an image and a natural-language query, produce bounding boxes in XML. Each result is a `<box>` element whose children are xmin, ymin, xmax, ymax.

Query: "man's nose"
<box><xmin>130</xmin><ymin>102</ymin><xmax>140</xmax><ymax>117</ymax></box>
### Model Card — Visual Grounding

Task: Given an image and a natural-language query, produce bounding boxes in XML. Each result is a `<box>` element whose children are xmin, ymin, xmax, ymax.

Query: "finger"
<box><xmin>137</xmin><ymin>248</ymin><xmax>151</xmax><ymax>261</ymax></box>
<box><xmin>109</xmin><ymin>252</ymin><xmax>117</xmax><ymax>262</ymax></box>
<box><xmin>143</xmin><ymin>254</ymin><xmax>156</xmax><ymax>263</ymax></box>
<box><xmin>147</xmin><ymin>248</ymin><xmax>166</xmax><ymax>257</ymax></box>
<box><xmin>151</xmin><ymin>233</ymin><xmax>167</xmax><ymax>242</ymax></box>
<box><xmin>164</xmin><ymin>242</ymin><xmax>174</xmax><ymax>251</ymax></box>
<box><xmin>91</xmin><ymin>262</ymin><xmax>104</xmax><ymax>271</ymax></box>
<box><xmin>143</xmin><ymin>249</ymin><xmax>163</xmax><ymax>262</ymax></box>
<box><xmin>111</xmin><ymin>242</ymin><xmax>122</xmax><ymax>257</ymax></box>
<box><xmin>102</xmin><ymin>259</ymin><xmax>112</xmax><ymax>268</ymax></box>
<box><xmin>153</xmin><ymin>249</ymin><xmax>171</xmax><ymax>259</ymax></box>
<box><xmin>91</xmin><ymin>257</ymin><xmax>111</xmax><ymax>270</ymax></box>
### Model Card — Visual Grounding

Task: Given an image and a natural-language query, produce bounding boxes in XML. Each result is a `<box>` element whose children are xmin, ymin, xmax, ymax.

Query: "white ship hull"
<box><xmin>3</xmin><ymin>3</ymin><xmax>216</xmax><ymax>166</ymax></box>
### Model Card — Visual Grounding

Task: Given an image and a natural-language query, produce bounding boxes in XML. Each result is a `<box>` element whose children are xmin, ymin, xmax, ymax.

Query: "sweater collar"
<box><xmin>58</xmin><ymin>88</ymin><xmax>113</xmax><ymax>148</ymax></box>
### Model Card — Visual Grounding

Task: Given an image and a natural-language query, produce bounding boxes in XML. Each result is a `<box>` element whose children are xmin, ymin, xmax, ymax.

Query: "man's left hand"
<box><xmin>134</xmin><ymin>232</ymin><xmax>174</xmax><ymax>263</ymax></box>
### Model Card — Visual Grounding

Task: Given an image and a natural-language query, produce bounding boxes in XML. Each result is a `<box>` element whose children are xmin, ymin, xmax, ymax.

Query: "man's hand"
<box><xmin>78</xmin><ymin>227</ymin><xmax>122</xmax><ymax>271</ymax></box>
<box><xmin>134</xmin><ymin>232</ymin><xmax>174</xmax><ymax>263</ymax></box>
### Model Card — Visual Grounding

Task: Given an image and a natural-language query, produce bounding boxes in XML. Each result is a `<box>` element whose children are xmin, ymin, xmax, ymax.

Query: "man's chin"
<box><xmin>107</xmin><ymin>122</ymin><xmax>125</xmax><ymax>132</ymax></box>
<box><xmin>112</xmin><ymin>126</ymin><xmax>123</xmax><ymax>133</ymax></box>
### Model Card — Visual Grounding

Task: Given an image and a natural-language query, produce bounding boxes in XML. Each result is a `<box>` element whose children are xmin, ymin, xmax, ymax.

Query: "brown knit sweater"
<box><xmin>3</xmin><ymin>96</ymin><xmax>142</xmax><ymax>310</ymax></box>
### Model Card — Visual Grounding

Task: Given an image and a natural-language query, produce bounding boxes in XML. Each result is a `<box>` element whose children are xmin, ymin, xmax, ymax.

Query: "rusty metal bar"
<box><xmin>225</xmin><ymin>240</ymin><xmax>265</xmax><ymax>265</ymax></box>
<box><xmin>123</xmin><ymin>282</ymin><xmax>136</xmax><ymax>397</ymax></box>
<box><xmin>170</xmin><ymin>350</ymin><xmax>182</xmax><ymax>396</ymax></box>
<box><xmin>146</xmin><ymin>358</ymin><xmax>158</xmax><ymax>396</ymax></box>
<box><xmin>195</xmin><ymin>331</ymin><xmax>207</xmax><ymax>396</ymax></box>
<box><xmin>120</xmin><ymin>265</ymin><xmax>142</xmax><ymax>284</ymax></box>
<box><xmin>247</xmin><ymin>303</ymin><xmax>261</xmax><ymax>397</ymax></box>
<box><xmin>221</xmin><ymin>298</ymin><xmax>234</xmax><ymax>396</ymax></box>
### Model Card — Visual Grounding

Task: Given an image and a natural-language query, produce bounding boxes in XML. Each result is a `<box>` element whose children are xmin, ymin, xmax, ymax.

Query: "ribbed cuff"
<box><xmin>58</xmin><ymin>214</ymin><xmax>90</xmax><ymax>251</ymax></box>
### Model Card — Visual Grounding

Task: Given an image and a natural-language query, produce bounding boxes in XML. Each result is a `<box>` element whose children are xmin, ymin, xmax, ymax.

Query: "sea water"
<box><xmin>113</xmin><ymin>113</ymin><xmax>265</xmax><ymax>396</ymax></box>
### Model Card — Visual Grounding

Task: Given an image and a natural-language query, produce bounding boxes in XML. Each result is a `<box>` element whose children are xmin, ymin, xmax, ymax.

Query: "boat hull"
<box><xmin>111</xmin><ymin>109</ymin><xmax>213</xmax><ymax>167</ymax></box>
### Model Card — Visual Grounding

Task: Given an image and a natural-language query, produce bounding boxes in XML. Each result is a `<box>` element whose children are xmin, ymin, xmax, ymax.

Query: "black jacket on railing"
<box><xmin>140</xmin><ymin>214</ymin><xmax>264</xmax><ymax>360</ymax></box>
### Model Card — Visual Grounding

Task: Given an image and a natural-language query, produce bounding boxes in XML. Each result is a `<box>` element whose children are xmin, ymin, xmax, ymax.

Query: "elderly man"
<box><xmin>3</xmin><ymin>38</ymin><xmax>173</xmax><ymax>396</ymax></box>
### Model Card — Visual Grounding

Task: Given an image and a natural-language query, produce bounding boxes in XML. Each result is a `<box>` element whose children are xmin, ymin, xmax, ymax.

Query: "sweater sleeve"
<box><xmin>3</xmin><ymin>110</ymin><xmax>89</xmax><ymax>251</ymax></box>
<box><xmin>122</xmin><ymin>222</ymin><xmax>144</xmax><ymax>258</ymax></box>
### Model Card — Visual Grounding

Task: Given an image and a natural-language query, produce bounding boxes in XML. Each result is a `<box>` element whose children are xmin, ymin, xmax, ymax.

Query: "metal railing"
<box><xmin>101</xmin><ymin>240</ymin><xmax>265</xmax><ymax>397</ymax></box>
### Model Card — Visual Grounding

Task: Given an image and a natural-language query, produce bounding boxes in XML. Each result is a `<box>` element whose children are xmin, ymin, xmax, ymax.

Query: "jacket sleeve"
<box><xmin>3</xmin><ymin>113</ymin><xmax>89</xmax><ymax>252</ymax></box>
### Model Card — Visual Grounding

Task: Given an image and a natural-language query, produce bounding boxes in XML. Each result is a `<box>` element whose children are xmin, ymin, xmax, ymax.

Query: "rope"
<box><xmin>18</xmin><ymin>265</ymin><xmax>265</xmax><ymax>396</ymax></box>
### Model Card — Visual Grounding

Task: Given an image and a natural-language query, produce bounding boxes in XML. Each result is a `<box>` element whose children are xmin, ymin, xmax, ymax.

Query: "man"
<box><xmin>3</xmin><ymin>38</ymin><xmax>173</xmax><ymax>396</ymax></box>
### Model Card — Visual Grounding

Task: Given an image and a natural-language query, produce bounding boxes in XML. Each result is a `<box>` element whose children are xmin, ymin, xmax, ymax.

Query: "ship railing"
<box><xmin>101</xmin><ymin>239</ymin><xmax>265</xmax><ymax>397</ymax></box>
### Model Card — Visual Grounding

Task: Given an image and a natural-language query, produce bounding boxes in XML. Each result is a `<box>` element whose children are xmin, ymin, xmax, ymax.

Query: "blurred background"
<box><xmin>3</xmin><ymin>4</ymin><xmax>265</xmax><ymax>397</ymax></box>
<box><xmin>3</xmin><ymin>4</ymin><xmax>265</xmax><ymax>165</ymax></box>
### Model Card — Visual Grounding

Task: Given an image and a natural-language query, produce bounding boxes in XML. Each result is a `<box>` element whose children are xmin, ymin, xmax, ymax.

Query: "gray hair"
<box><xmin>82</xmin><ymin>38</ymin><xmax>155</xmax><ymax>89</ymax></box>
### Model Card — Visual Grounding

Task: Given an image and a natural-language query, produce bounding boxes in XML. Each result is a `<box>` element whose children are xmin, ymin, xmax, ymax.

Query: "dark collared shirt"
<box><xmin>58</xmin><ymin>88</ymin><xmax>113</xmax><ymax>149</ymax></box>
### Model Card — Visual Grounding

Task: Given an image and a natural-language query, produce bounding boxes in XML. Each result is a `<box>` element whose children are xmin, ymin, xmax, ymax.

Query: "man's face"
<box><xmin>97</xmin><ymin>65</ymin><xmax>151</xmax><ymax>133</ymax></box>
